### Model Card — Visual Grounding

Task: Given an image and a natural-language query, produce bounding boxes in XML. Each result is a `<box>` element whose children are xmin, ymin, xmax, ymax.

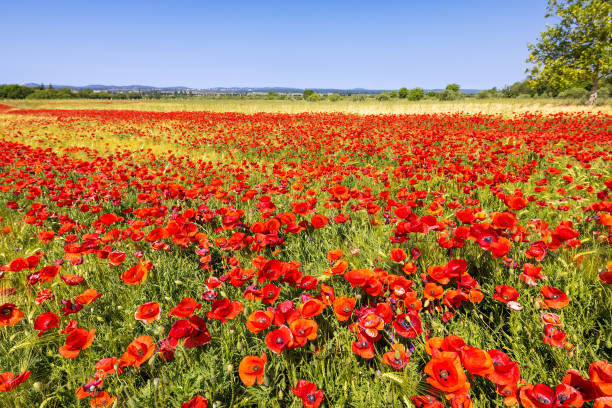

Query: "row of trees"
<box><xmin>0</xmin><ymin>84</ymin><xmax>144</xmax><ymax>100</ymax></box>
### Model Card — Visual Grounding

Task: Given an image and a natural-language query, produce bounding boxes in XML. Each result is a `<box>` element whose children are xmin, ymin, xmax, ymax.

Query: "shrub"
<box><xmin>445</xmin><ymin>83</ymin><xmax>460</xmax><ymax>92</ymax></box>
<box><xmin>376</xmin><ymin>92</ymin><xmax>390</xmax><ymax>101</ymax></box>
<box><xmin>407</xmin><ymin>88</ymin><xmax>424</xmax><ymax>101</ymax></box>
<box><xmin>326</xmin><ymin>93</ymin><xmax>342</xmax><ymax>102</ymax></box>
<box><xmin>437</xmin><ymin>90</ymin><xmax>463</xmax><ymax>101</ymax></box>
<box><xmin>557</xmin><ymin>87</ymin><xmax>589</xmax><ymax>99</ymax></box>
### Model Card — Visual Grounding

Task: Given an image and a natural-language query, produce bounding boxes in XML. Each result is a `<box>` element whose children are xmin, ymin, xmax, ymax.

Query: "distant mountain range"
<box><xmin>20</xmin><ymin>83</ymin><xmax>482</xmax><ymax>95</ymax></box>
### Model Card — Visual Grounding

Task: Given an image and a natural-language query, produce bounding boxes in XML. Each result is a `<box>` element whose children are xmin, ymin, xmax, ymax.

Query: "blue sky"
<box><xmin>0</xmin><ymin>1</ymin><xmax>549</xmax><ymax>89</ymax></box>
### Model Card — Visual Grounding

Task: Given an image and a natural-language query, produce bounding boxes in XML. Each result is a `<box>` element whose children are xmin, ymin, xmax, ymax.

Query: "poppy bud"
<box><xmin>236</xmin><ymin>342</ymin><xmax>243</xmax><ymax>352</ymax></box>
<box><xmin>117</xmin><ymin>305</ymin><xmax>123</xmax><ymax>310</ymax></box>
<box><xmin>227</xmin><ymin>364</ymin><xmax>234</xmax><ymax>373</ymax></box>
<box><xmin>278</xmin><ymin>390</ymin><xmax>283</xmax><ymax>399</ymax></box>
<box><xmin>263</xmin><ymin>375</ymin><xmax>270</xmax><ymax>386</ymax></box>
<box><xmin>32</xmin><ymin>381</ymin><xmax>42</xmax><ymax>392</ymax></box>
<box><xmin>96</xmin><ymin>316</ymin><xmax>104</xmax><ymax>322</ymax></box>
<box><xmin>164</xmin><ymin>296</ymin><xmax>172</xmax><ymax>302</ymax></box>
<box><xmin>153</xmin><ymin>378</ymin><xmax>160</xmax><ymax>387</ymax></box>
<box><xmin>156</xmin><ymin>326</ymin><xmax>166</xmax><ymax>336</ymax></box>
<box><xmin>174</xmin><ymin>280</ymin><xmax>183</xmax><ymax>285</ymax></box>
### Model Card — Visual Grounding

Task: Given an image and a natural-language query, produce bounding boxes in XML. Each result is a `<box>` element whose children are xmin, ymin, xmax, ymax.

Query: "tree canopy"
<box><xmin>527</xmin><ymin>0</ymin><xmax>611</xmax><ymax>104</ymax></box>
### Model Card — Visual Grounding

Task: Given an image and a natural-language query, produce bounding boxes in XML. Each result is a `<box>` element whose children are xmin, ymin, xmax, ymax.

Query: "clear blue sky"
<box><xmin>1</xmin><ymin>1</ymin><xmax>549</xmax><ymax>89</ymax></box>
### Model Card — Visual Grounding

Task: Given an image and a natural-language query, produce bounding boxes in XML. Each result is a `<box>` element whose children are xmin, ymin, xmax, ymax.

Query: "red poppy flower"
<box><xmin>183</xmin><ymin>316</ymin><xmax>211</xmax><ymax>349</ymax></box>
<box><xmin>460</xmin><ymin>346</ymin><xmax>493</xmax><ymax>377</ymax></box>
<box><xmin>120</xmin><ymin>261</ymin><xmax>152</xmax><ymax>285</ymax></box>
<box><xmin>75</xmin><ymin>288</ymin><xmax>102</xmax><ymax>305</ymax></box>
<box><xmin>169</xmin><ymin>297</ymin><xmax>202</xmax><ymax>318</ymax></box>
<box><xmin>119</xmin><ymin>335</ymin><xmax>156</xmax><ymax>369</ymax></box>
<box><xmin>424</xmin><ymin>351</ymin><xmax>469</xmax><ymax>393</ymax></box>
<box><xmin>393</xmin><ymin>312</ymin><xmax>423</xmax><ymax>338</ymax></box>
<box><xmin>332</xmin><ymin>296</ymin><xmax>356</xmax><ymax>322</ymax></box>
<box><xmin>33</xmin><ymin>312</ymin><xmax>60</xmax><ymax>337</ymax></box>
<box><xmin>291</xmin><ymin>379</ymin><xmax>325</xmax><ymax>408</ymax></box>
<box><xmin>383</xmin><ymin>344</ymin><xmax>410</xmax><ymax>369</ymax></box>
<box><xmin>563</xmin><ymin>369</ymin><xmax>600</xmax><ymax>401</ymax></box>
<box><xmin>423</xmin><ymin>282</ymin><xmax>444</xmax><ymax>300</ymax></box>
<box><xmin>90</xmin><ymin>391</ymin><xmax>116</xmax><ymax>407</ymax></box>
<box><xmin>261</xmin><ymin>283</ymin><xmax>281</xmax><ymax>304</ymax></box>
<box><xmin>238</xmin><ymin>353</ymin><xmax>267</xmax><ymax>386</ymax></box>
<box><xmin>181</xmin><ymin>395</ymin><xmax>209</xmax><ymax>408</ymax></box>
<box><xmin>352</xmin><ymin>334</ymin><xmax>375</xmax><ymax>359</ymax></box>
<box><xmin>265</xmin><ymin>325</ymin><xmax>293</xmax><ymax>354</ymax></box>
<box><xmin>590</xmin><ymin>360</ymin><xmax>612</xmax><ymax>396</ymax></box>
<box><xmin>0</xmin><ymin>303</ymin><xmax>23</xmax><ymax>327</ymax></box>
<box><xmin>206</xmin><ymin>298</ymin><xmax>243</xmax><ymax>322</ymax></box>
<box><xmin>61</xmin><ymin>299</ymin><xmax>83</xmax><ymax>315</ymax></box>
<box><xmin>135</xmin><ymin>302</ymin><xmax>161</xmax><ymax>324</ymax></box>
<box><xmin>493</xmin><ymin>285</ymin><xmax>519</xmax><ymax>304</ymax></box>
<box><xmin>246</xmin><ymin>310</ymin><xmax>274</xmax><ymax>334</ymax></box>
<box><xmin>519</xmin><ymin>383</ymin><xmax>557</xmax><ymax>408</ymax></box>
<box><xmin>300</xmin><ymin>298</ymin><xmax>325</xmax><ymax>318</ymax></box>
<box><xmin>0</xmin><ymin>370</ymin><xmax>30</xmax><ymax>391</ymax></box>
<box><xmin>108</xmin><ymin>250</ymin><xmax>126</xmax><ymax>266</ymax></box>
<box><xmin>520</xmin><ymin>263</ymin><xmax>547</xmax><ymax>286</ymax></box>
<box><xmin>61</xmin><ymin>274</ymin><xmax>84</xmax><ymax>285</ymax></box>
<box><xmin>38</xmin><ymin>265</ymin><xmax>60</xmax><ymax>282</ymax></box>
<box><xmin>486</xmin><ymin>349</ymin><xmax>521</xmax><ymax>386</ymax></box>
<box><xmin>311</xmin><ymin>214</ymin><xmax>328</xmax><ymax>229</ymax></box>
<box><xmin>95</xmin><ymin>357</ymin><xmax>122</xmax><ymax>377</ymax></box>
<box><xmin>540</xmin><ymin>286</ymin><xmax>570</xmax><ymax>309</ymax></box>
<box><xmin>290</xmin><ymin>318</ymin><xmax>318</xmax><ymax>346</ymax></box>
<box><xmin>542</xmin><ymin>324</ymin><xmax>566</xmax><ymax>347</ymax></box>
<box><xmin>59</xmin><ymin>328</ymin><xmax>95</xmax><ymax>358</ymax></box>
<box><xmin>390</xmin><ymin>248</ymin><xmax>407</xmax><ymax>262</ymax></box>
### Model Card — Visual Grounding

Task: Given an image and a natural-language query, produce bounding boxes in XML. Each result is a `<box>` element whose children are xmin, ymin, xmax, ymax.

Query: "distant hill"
<box><xmin>19</xmin><ymin>83</ymin><xmax>482</xmax><ymax>95</ymax></box>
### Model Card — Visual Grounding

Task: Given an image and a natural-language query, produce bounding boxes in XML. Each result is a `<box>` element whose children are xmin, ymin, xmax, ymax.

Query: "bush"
<box><xmin>557</xmin><ymin>87</ymin><xmax>589</xmax><ymax>99</ymax></box>
<box><xmin>407</xmin><ymin>88</ymin><xmax>424</xmax><ymax>101</ymax></box>
<box><xmin>350</xmin><ymin>94</ymin><xmax>366</xmax><ymax>101</ymax></box>
<box><xmin>445</xmin><ymin>83</ymin><xmax>460</xmax><ymax>92</ymax></box>
<box><xmin>376</xmin><ymin>92</ymin><xmax>390</xmax><ymax>101</ymax></box>
<box><xmin>326</xmin><ymin>93</ymin><xmax>342</xmax><ymax>102</ymax></box>
<box><xmin>437</xmin><ymin>90</ymin><xmax>463</xmax><ymax>101</ymax></box>
<box><xmin>306</xmin><ymin>92</ymin><xmax>321</xmax><ymax>102</ymax></box>
<box><xmin>398</xmin><ymin>87</ymin><xmax>408</xmax><ymax>99</ymax></box>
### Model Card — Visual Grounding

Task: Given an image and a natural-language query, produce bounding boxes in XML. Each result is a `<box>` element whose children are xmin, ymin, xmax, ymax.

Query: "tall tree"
<box><xmin>527</xmin><ymin>0</ymin><xmax>611</xmax><ymax>104</ymax></box>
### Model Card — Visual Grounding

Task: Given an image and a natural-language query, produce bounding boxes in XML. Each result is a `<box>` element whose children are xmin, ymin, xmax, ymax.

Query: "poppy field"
<box><xmin>0</xmin><ymin>103</ymin><xmax>610</xmax><ymax>407</ymax></box>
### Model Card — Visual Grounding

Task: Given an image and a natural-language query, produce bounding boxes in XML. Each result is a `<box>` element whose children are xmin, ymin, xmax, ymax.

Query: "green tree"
<box><xmin>445</xmin><ymin>83</ymin><xmax>460</xmax><ymax>92</ymax></box>
<box><xmin>527</xmin><ymin>0</ymin><xmax>611</xmax><ymax>105</ymax></box>
<box><xmin>389</xmin><ymin>90</ymin><xmax>398</xmax><ymax>98</ymax></box>
<box><xmin>303</xmin><ymin>89</ymin><xmax>315</xmax><ymax>99</ymax></box>
<box><xmin>407</xmin><ymin>87</ymin><xmax>424</xmax><ymax>101</ymax></box>
<box><xmin>398</xmin><ymin>87</ymin><xmax>408</xmax><ymax>99</ymax></box>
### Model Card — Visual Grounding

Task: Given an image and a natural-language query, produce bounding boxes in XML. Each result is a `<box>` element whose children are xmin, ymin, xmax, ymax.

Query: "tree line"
<box><xmin>0</xmin><ymin>84</ymin><xmax>144</xmax><ymax>100</ymax></box>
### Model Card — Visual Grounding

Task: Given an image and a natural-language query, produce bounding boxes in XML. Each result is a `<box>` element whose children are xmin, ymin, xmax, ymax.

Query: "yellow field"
<box><xmin>3</xmin><ymin>97</ymin><xmax>611</xmax><ymax>115</ymax></box>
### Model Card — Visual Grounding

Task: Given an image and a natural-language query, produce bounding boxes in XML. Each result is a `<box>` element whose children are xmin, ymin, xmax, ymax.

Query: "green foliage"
<box><xmin>326</xmin><ymin>93</ymin><xmax>342</xmax><ymax>102</ymax></box>
<box><xmin>398</xmin><ymin>87</ymin><xmax>408</xmax><ymax>99</ymax></box>
<box><xmin>0</xmin><ymin>84</ymin><xmax>35</xmax><ymax>99</ymax></box>
<box><xmin>407</xmin><ymin>88</ymin><xmax>424</xmax><ymax>101</ymax></box>
<box><xmin>437</xmin><ymin>89</ymin><xmax>463</xmax><ymax>101</ymax></box>
<box><xmin>557</xmin><ymin>87</ymin><xmax>589</xmax><ymax>99</ymax></box>
<box><xmin>376</xmin><ymin>91</ymin><xmax>390</xmax><ymax>101</ymax></box>
<box><xmin>527</xmin><ymin>0</ymin><xmax>612</xmax><ymax>104</ymax></box>
<box><xmin>477</xmin><ymin>87</ymin><xmax>502</xmax><ymax>99</ymax></box>
<box><xmin>445</xmin><ymin>83</ymin><xmax>460</xmax><ymax>92</ymax></box>
<box><xmin>302</xmin><ymin>89</ymin><xmax>315</xmax><ymax>99</ymax></box>
<box><xmin>305</xmin><ymin>92</ymin><xmax>321</xmax><ymax>102</ymax></box>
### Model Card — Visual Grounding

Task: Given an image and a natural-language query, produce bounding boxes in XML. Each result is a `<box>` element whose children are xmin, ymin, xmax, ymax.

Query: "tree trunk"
<box><xmin>588</xmin><ymin>75</ymin><xmax>599</xmax><ymax>106</ymax></box>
